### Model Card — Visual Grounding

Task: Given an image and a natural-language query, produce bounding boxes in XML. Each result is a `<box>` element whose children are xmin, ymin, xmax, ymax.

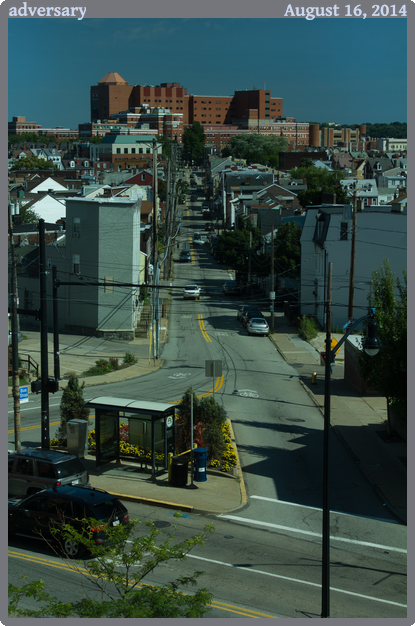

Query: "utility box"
<box><xmin>193</xmin><ymin>448</ymin><xmax>208</xmax><ymax>482</ymax></box>
<box><xmin>67</xmin><ymin>419</ymin><xmax>88</xmax><ymax>459</ymax></box>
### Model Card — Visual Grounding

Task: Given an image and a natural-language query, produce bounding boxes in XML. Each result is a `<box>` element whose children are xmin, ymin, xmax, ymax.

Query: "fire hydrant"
<box><xmin>311</xmin><ymin>372</ymin><xmax>317</xmax><ymax>385</ymax></box>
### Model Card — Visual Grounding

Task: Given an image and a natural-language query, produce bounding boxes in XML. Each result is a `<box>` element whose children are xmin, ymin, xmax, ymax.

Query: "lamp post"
<box><xmin>321</xmin><ymin>263</ymin><xmax>381</xmax><ymax>618</ymax></box>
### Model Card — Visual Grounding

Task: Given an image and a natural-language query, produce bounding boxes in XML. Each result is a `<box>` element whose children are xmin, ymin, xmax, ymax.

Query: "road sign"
<box><xmin>205</xmin><ymin>360</ymin><xmax>222</xmax><ymax>377</ymax></box>
<box><xmin>325</xmin><ymin>338</ymin><xmax>340</xmax><ymax>355</ymax></box>
<box><xmin>19</xmin><ymin>386</ymin><xmax>29</xmax><ymax>403</ymax></box>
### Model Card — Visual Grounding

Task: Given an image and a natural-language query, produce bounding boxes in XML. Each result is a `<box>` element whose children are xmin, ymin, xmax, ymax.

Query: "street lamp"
<box><xmin>321</xmin><ymin>263</ymin><xmax>381</xmax><ymax>618</ymax></box>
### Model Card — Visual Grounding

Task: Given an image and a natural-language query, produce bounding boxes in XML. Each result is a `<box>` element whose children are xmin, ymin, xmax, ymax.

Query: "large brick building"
<box><xmin>90</xmin><ymin>74</ymin><xmax>283</xmax><ymax>129</ymax></box>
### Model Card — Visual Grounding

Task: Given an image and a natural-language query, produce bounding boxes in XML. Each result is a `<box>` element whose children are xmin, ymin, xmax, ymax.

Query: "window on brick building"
<box><xmin>72</xmin><ymin>254</ymin><xmax>80</xmax><ymax>274</ymax></box>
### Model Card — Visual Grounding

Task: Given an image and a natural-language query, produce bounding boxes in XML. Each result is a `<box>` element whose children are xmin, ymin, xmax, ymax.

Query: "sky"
<box><xmin>8</xmin><ymin>17</ymin><xmax>407</xmax><ymax>130</ymax></box>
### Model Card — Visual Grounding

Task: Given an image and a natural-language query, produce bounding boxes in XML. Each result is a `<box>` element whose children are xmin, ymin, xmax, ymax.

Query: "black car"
<box><xmin>179</xmin><ymin>250</ymin><xmax>191</xmax><ymax>262</ymax></box>
<box><xmin>8</xmin><ymin>485</ymin><xmax>129</xmax><ymax>558</ymax></box>
<box><xmin>223</xmin><ymin>281</ymin><xmax>241</xmax><ymax>295</ymax></box>
<box><xmin>242</xmin><ymin>309</ymin><xmax>265</xmax><ymax>327</ymax></box>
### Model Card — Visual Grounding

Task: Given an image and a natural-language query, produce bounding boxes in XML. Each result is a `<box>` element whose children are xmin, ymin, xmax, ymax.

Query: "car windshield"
<box><xmin>56</xmin><ymin>458</ymin><xmax>86</xmax><ymax>478</ymax></box>
<box><xmin>92</xmin><ymin>499</ymin><xmax>127</xmax><ymax>521</ymax></box>
<box><xmin>185</xmin><ymin>285</ymin><xmax>198</xmax><ymax>290</ymax></box>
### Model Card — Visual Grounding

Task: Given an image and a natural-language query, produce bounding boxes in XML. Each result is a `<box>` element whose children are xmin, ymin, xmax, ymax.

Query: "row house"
<box><xmin>300</xmin><ymin>203</ymin><xmax>407</xmax><ymax>329</ymax></box>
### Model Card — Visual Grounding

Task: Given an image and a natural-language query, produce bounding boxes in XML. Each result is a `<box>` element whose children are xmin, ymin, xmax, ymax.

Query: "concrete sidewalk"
<box><xmin>10</xmin><ymin>313</ymin><xmax>406</xmax><ymax>523</ymax></box>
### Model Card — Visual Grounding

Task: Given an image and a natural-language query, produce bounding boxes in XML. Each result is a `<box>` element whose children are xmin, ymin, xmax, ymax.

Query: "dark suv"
<box><xmin>8</xmin><ymin>449</ymin><xmax>90</xmax><ymax>498</ymax></box>
<box><xmin>9</xmin><ymin>485</ymin><xmax>129</xmax><ymax>558</ymax></box>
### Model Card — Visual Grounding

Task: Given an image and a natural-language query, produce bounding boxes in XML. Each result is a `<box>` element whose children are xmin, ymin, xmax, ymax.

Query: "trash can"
<box><xmin>171</xmin><ymin>455</ymin><xmax>189</xmax><ymax>487</ymax></box>
<box><xmin>193</xmin><ymin>448</ymin><xmax>208</xmax><ymax>482</ymax></box>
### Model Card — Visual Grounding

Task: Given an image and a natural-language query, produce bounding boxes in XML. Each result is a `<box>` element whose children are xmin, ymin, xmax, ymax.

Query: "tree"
<box><xmin>358</xmin><ymin>260</ymin><xmax>407</xmax><ymax>423</ymax></box>
<box><xmin>15</xmin><ymin>202</ymin><xmax>41</xmax><ymax>224</ymax></box>
<box><xmin>157</xmin><ymin>134</ymin><xmax>172</xmax><ymax>159</ymax></box>
<box><xmin>274</xmin><ymin>222</ymin><xmax>302</xmax><ymax>278</ymax></box>
<box><xmin>181</xmin><ymin>122</ymin><xmax>206</xmax><ymax>165</ymax></box>
<box><xmin>88</xmin><ymin>135</ymin><xmax>104</xmax><ymax>144</ymax></box>
<box><xmin>57</xmin><ymin>374</ymin><xmax>90</xmax><ymax>442</ymax></box>
<box><xmin>215</xmin><ymin>223</ymin><xmax>267</xmax><ymax>280</ymax></box>
<box><xmin>221</xmin><ymin>134</ymin><xmax>288</xmax><ymax>167</ymax></box>
<box><xmin>199</xmin><ymin>396</ymin><xmax>227</xmax><ymax>461</ymax></box>
<box><xmin>8</xmin><ymin>515</ymin><xmax>214</xmax><ymax>617</ymax></box>
<box><xmin>10</xmin><ymin>156</ymin><xmax>57</xmax><ymax>171</ymax></box>
<box><xmin>289</xmin><ymin>164</ymin><xmax>347</xmax><ymax>207</ymax></box>
<box><xmin>175</xmin><ymin>388</ymin><xmax>227</xmax><ymax>461</ymax></box>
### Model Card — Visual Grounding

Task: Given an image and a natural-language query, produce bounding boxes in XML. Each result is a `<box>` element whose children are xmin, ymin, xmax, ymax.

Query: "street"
<box><xmin>8</xmin><ymin>187</ymin><xmax>407</xmax><ymax>618</ymax></box>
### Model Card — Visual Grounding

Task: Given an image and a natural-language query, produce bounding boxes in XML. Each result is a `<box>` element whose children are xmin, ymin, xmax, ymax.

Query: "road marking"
<box><xmin>250</xmin><ymin>495</ymin><xmax>401</xmax><ymax>524</ymax></box>
<box><xmin>219</xmin><ymin>515</ymin><xmax>407</xmax><ymax>554</ymax></box>
<box><xmin>186</xmin><ymin>554</ymin><xmax>406</xmax><ymax>608</ymax></box>
<box><xmin>238</xmin><ymin>389</ymin><xmax>259</xmax><ymax>398</ymax></box>
<box><xmin>8</xmin><ymin>550</ymin><xmax>278</xmax><ymax>618</ymax></box>
<box><xmin>198</xmin><ymin>314</ymin><xmax>212</xmax><ymax>343</ymax></box>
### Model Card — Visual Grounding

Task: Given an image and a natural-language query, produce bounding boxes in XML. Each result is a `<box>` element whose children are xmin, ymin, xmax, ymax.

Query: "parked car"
<box><xmin>237</xmin><ymin>305</ymin><xmax>255</xmax><ymax>322</ymax></box>
<box><xmin>8</xmin><ymin>485</ymin><xmax>129</xmax><ymax>558</ymax></box>
<box><xmin>183</xmin><ymin>284</ymin><xmax>201</xmax><ymax>300</ymax></box>
<box><xmin>193</xmin><ymin>233</ymin><xmax>207</xmax><ymax>245</ymax></box>
<box><xmin>246</xmin><ymin>317</ymin><xmax>269</xmax><ymax>336</ymax></box>
<box><xmin>241</xmin><ymin>309</ymin><xmax>265</xmax><ymax>327</ymax></box>
<box><xmin>223</xmin><ymin>281</ymin><xmax>241</xmax><ymax>295</ymax></box>
<box><xmin>190</xmin><ymin>194</ymin><xmax>197</xmax><ymax>202</ymax></box>
<box><xmin>179</xmin><ymin>250</ymin><xmax>191</xmax><ymax>262</ymax></box>
<box><xmin>8</xmin><ymin>449</ymin><xmax>90</xmax><ymax>498</ymax></box>
<box><xmin>205</xmin><ymin>222</ymin><xmax>215</xmax><ymax>231</ymax></box>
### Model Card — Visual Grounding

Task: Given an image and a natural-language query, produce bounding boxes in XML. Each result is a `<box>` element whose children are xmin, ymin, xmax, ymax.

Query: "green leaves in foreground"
<box><xmin>9</xmin><ymin>515</ymin><xmax>214</xmax><ymax>618</ymax></box>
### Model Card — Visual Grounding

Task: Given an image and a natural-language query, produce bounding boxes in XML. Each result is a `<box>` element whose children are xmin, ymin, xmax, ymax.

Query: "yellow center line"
<box><xmin>8</xmin><ymin>550</ymin><xmax>277</xmax><ymax>618</ymax></box>
<box><xmin>198</xmin><ymin>314</ymin><xmax>212</xmax><ymax>343</ymax></box>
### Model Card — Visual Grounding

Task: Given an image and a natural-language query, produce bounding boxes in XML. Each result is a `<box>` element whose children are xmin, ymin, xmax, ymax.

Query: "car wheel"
<box><xmin>63</xmin><ymin>537</ymin><xmax>85</xmax><ymax>559</ymax></box>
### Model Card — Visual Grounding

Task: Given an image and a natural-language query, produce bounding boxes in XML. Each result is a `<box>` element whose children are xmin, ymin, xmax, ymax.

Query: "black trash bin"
<box><xmin>193</xmin><ymin>447</ymin><xmax>208</xmax><ymax>482</ymax></box>
<box><xmin>171</xmin><ymin>455</ymin><xmax>189</xmax><ymax>487</ymax></box>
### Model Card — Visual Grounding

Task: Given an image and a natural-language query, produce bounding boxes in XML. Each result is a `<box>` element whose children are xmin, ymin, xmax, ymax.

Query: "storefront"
<box><xmin>84</xmin><ymin>396</ymin><xmax>179</xmax><ymax>478</ymax></box>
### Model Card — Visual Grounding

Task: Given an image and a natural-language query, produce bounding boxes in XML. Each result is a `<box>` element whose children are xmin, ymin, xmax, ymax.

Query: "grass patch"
<box><xmin>298</xmin><ymin>315</ymin><xmax>321</xmax><ymax>342</ymax></box>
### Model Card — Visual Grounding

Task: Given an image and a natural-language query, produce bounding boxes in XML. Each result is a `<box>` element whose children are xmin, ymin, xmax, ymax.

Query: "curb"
<box><xmin>105</xmin><ymin>490</ymin><xmax>194</xmax><ymax>513</ymax></box>
<box><xmin>226</xmin><ymin>417</ymin><xmax>248</xmax><ymax>507</ymax></box>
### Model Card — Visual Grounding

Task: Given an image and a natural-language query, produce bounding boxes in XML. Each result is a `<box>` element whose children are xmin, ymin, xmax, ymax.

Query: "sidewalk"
<box><xmin>10</xmin><ymin>313</ymin><xmax>406</xmax><ymax>523</ymax></box>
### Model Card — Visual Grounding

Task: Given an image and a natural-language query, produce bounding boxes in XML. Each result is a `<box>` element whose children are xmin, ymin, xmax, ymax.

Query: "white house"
<box><xmin>300</xmin><ymin>204</ymin><xmax>407</xmax><ymax>329</ymax></box>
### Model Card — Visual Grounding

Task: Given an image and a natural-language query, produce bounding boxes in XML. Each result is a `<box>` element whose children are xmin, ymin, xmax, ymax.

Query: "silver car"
<box><xmin>246</xmin><ymin>317</ymin><xmax>269</xmax><ymax>336</ymax></box>
<box><xmin>8</xmin><ymin>449</ymin><xmax>90</xmax><ymax>497</ymax></box>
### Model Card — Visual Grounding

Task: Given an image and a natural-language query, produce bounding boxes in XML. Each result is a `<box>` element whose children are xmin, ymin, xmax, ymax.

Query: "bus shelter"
<box><xmin>85</xmin><ymin>396</ymin><xmax>180</xmax><ymax>478</ymax></box>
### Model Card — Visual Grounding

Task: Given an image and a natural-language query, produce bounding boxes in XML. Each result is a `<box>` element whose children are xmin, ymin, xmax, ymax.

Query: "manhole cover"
<box><xmin>152</xmin><ymin>521</ymin><xmax>171</xmax><ymax>529</ymax></box>
<box><xmin>286</xmin><ymin>418</ymin><xmax>305</xmax><ymax>423</ymax></box>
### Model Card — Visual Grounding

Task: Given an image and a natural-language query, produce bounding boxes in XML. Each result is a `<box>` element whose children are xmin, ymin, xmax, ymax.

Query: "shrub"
<box><xmin>123</xmin><ymin>352</ymin><xmax>138</xmax><ymax>365</ymax></box>
<box><xmin>298</xmin><ymin>314</ymin><xmax>320</xmax><ymax>341</ymax></box>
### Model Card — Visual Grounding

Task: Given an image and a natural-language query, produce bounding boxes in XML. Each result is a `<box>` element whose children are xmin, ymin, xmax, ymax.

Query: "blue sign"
<box><xmin>19</xmin><ymin>386</ymin><xmax>29</xmax><ymax>403</ymax></box>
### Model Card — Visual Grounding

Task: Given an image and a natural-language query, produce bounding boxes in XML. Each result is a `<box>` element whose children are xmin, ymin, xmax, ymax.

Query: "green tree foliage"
<box><xmin>10</xmin><ymin>156</ymin><xmax>58</xmax><ymax>171</ymax></box>
<box><xmin>8</xmin><ymin>133</ymin><xmax>58</xmax><ymax>146</ymax></box>
<box><xmin>87</xmin><ymin>135</ymin><xmax>104</xmax><ymax>144</ymax></box>
<box><xmin>274</xmin><ymin>222</ymin><xmax>302</xmax><ymax>278</ymax></box>
<box><xmin>199</xmin><ymin>396</ymin><xmax>227</xmax><ymax>461</ymax></box>
<box><xmin>175</xmin><ymin>388</ymin><xmax>227</xmax><ymax>460</ymax></box>
<box><xmin>8</xmin><ymin>515</ymin><xmax>214</xmax><ymax>618</ymax></box>
<box><xmin>14</xmin><ymin>202</ymin><xmax>41</xmax><ymax>224</ymax></box>
<box><xmin>176</xmin><ymin>178</ymin><xmax>189</xmax><ymax>204</ymax></box>
<box><xmin>355</xmin><ymin>122</ymin><xmax>406</xmax><ymax>139</ymax></box>
<box><xmin>157</xmin><ymin>134</ymin><xmax>172</xmax><ymax>159</ymax></box>
<box><xmin>289</xmin><ymin>164</ymin><xmax>347</xmax><ymax>207</ymax></box>
<box><xmin>182</xmin><ymin>122</ymin><xmax>206</xmax><ymax>165</ymax></box>
<box><xmin>221</xmin><ymin>134</ymin><xmax>288</xmax><ymax>167</ymax></box>
<box><xmin>216</xmin><ymin>223</ymin><xmax>266</xmax><ymax>277</ymax></box>
<box><xmin>57</xmin><ymin>374</ymin><xmax>90</xmax><ymax>441</ymax></box>
<box><xmin>358</xmin><ymin>261</ymin><xmax>407</xmax><ymax>420</ymax></box>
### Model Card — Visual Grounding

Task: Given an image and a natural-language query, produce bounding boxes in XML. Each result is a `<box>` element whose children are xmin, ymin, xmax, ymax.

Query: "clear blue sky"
<box><xmin>8</xmin><ymin>18</ymin><xmax>407</xmax><ymax>129</ymax></box>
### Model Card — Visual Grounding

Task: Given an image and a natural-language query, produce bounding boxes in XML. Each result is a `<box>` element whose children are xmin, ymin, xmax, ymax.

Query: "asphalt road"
<box><xmin>7</xmin><ymin>191</ymin><xmax>407</xmax><ymax>619</ymax></box>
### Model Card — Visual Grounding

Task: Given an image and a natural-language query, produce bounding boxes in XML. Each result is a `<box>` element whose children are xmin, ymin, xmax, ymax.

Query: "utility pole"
<box><xmin>347</xmin><ymin>194</ymin><xmax>357</xmax><ymax>322</ymax></box>
<box><xmin>52</xmin><ymin>266</ymin><xmax>60</xmax><ymax>381</ymax></box>
<box><xmin>39</xmin><ymin>219</ymin><xmax>50</xmax><ymax>449</ymax></box>
<box><xmin>8</xmin><ymin>204</ymin><xmax>21</xmax><ymax>451</ymax></box>
<box><xmin>322</xmin><ymin>262</ymin><xmax>332</xmax><ymax>618</ymax></box>
<box><xmin>270</xmin><ymin>226</ymin><xmax>275</xmax><ymax>333</ymax></box>
<box><xmin>248</xmin><ymin>231</ymin><xmax>252</xmax><ymax>292</ymax></box>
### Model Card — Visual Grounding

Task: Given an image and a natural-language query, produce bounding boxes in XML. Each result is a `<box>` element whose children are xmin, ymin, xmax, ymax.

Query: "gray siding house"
<box><xmin>18</xmin><ymin>190</ymin><xmax>143</xmax><ymax>339</ymax></box>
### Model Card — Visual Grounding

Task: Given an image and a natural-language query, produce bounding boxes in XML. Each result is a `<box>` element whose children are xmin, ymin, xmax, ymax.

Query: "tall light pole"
<box><xmin>321</xmin><ymin>263</ymin><xmax>382</xmax><ymax>618</ymax></box>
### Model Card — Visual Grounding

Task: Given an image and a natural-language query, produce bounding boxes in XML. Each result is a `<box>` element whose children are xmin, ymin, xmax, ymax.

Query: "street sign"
<box><xmin>19</xmin><ymin>386</ymin><xmax>29</xmax><ymax>403</ymax></box>
<box><xmin>269</xmin><ymin>291</ymin><xmax>275</xmax><ymax>300</ymax></box>
<box><xmin>205</xmin><ymin>360</ymin><xmax>222</xmax><ymax>377</ymax></box>
<box><xmin>325</xmin><ymin>338</ymin><xmax>340</xmax><ymax>355</ymax></box>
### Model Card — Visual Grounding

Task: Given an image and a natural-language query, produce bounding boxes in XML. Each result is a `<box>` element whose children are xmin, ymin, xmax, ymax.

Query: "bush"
<box><xmin>123</xmin><ymin>352</ymin><xmax>138</xmax><ymax>365</ymax></box>
<box><xmin>298</xmin><ymin>315</ymin><xmax>320</xmax><ymax>341</ymax></box>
